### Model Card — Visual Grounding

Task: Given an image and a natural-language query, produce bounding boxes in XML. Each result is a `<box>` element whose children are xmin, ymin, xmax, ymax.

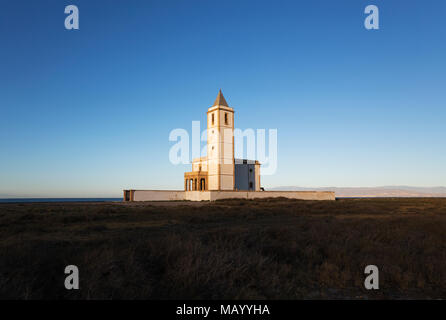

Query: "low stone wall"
<box><xmin>208</xmin><ymin>191</ymin><xmax>335</xmax><ymax>201</ymax></box>
<box><xmin>248</xmin><ymin>191</ymin><xmax>335</xmax><ymax>201</ymax></box>
<box><xmin>184</xmin><ymin>191</ymin><xmax>211</xmax><ymax>201</ymax></box>
<box><xmin>127</xmin><ymin>190</ymin><xmax>335</xmax><ymax>202</ymax></box>
<box><xmin>209</xmin><ymin>191</ymin><xmax>245</xmax><ymax>201</ymax></box>
<box><xmin>132</xmin><ymin>190</ymin><xmax>185</xmax><ymax>201</ymax></box>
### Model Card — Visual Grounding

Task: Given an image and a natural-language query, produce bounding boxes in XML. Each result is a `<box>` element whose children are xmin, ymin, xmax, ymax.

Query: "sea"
<box><xmin>0</xmin><ymin>198</ymin><xmax>122</xmax><ymax>203</ymax></box>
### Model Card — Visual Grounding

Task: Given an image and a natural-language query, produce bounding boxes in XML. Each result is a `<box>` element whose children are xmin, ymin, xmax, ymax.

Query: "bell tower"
<box><xmin>207</xmin><ymin>90</ymin><xmax>235</xmax><ymax>190</ymax></box>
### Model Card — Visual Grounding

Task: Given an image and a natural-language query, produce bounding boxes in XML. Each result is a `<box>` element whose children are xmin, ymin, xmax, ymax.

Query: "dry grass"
<box><xmin>0</xmin><ymin>198</ymin><xmax>445</xmax><ymax>299</ymax></box>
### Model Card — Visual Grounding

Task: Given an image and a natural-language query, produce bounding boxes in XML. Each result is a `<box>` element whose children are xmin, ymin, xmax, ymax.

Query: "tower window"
<box><xmin>225</xmin><ymin>113</ymin><xmax>228</xmax><ymax>125</ymax></box>
<box><xmin>211</xmin><ymin>113</ymin><xmax>214</xmax><ymax>125</ymax></box>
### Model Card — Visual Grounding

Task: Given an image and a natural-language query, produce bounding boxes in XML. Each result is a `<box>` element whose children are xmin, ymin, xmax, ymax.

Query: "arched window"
<box><xmin>225</xmin><ymin>113</ymin><xmax>228</xmax><ymax>125</ymax></box>
<box><xmin>200</xmin><ymin>178</ymin><xmax>206</xmax><ymax>191</ymax></box>
<box><xmin>211</xmin><ymin>113</ymin><xmax>214</xmax><ymax>125</ymax></box>
<box><xmin>194</xmin><ymin>179</ymin><xmax>197</xmax><ymax>191</ymax></box>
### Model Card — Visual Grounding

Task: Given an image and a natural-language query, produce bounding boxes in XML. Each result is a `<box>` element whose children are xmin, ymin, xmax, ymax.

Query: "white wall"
<box><xmin>133</xmin><ymin>190</ymin><xmax>185</xmax><ymax>201</ymax></box>
<box><xmin>247</xmin><ymin>191</ymin><xmax>335</xmax><ymax>201</ymax></box>
<box><xmin>184</xmin><ymin>191</ymin><xmax>211</xmax><ymax>201</ymax></box>
<box><xmin>209</xmin><ymin>191</ymin><xmax>335</xmax><ymax>201</ymax></box>
<box><xmin>130</xmin><ymin>190</ymin><xmax>335</xmax><ymax>202</ymax></box>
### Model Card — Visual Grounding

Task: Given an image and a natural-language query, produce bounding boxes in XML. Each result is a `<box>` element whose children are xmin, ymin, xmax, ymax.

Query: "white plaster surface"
<box><xmin>129</xmin><ymin>190</ymin><xmax>335</xmax><ymax>202</ymax></box>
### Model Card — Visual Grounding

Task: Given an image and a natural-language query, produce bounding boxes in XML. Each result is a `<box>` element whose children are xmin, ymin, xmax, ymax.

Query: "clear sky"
<box><xmin>1</xmin><ymin>0</ymin><xmax>445</xmax><ymax>197</ymax></box>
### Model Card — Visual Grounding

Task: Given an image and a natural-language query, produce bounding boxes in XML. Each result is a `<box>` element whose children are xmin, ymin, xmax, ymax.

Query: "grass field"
<box><xmin>0</xmin><ymin>198</ymin><xmax>445</xmax><ymax>299</ymax></box>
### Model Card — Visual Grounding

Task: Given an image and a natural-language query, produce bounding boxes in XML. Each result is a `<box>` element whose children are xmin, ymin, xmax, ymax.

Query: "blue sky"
<box><xmin>0</xmin><ymin>0</ymin><xmax>445</xmax><ymax>197</ymax></box>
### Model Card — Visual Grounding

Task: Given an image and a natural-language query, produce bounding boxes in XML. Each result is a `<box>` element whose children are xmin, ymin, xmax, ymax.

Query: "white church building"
<box><xmin>124</xmin><ymin>91</ymin><xmax>335</xmax><ymax>202</ymax></box>
<box><xmin>184</xmin><ymin>90</ymin><xmax>260</xmax><ymax>193</ymax></box>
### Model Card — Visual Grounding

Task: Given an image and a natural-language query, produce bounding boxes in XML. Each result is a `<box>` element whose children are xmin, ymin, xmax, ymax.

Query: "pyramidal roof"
<box><xmin>212</xmin><ymin>89</ymin><xmax>229</xmax><ymax>107</ymax></box>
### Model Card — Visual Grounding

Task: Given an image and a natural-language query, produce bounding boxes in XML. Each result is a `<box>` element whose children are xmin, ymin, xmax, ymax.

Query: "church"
<box><xmin>123</xmin><ymin>91</ymin><xmax>335</xmax><ymax>202</ymax></box>
<box><xmin>184</xmin><ymin>90</ymin><xmax>261</xmax><ymax>192</ymax></box>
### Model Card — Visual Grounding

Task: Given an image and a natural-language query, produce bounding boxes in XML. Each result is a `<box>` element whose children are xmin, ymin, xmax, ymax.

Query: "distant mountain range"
<box><xmin>270</xmin><ymin>186</ymin><xmax>446</xmax><ymax>198</ymax></box>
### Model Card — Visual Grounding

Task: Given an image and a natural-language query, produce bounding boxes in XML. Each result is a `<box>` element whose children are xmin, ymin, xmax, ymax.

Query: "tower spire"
<box><xmin>212</xmin><ymin>89</ymin><xmax>229</xmax><ymax>107</ymax></box>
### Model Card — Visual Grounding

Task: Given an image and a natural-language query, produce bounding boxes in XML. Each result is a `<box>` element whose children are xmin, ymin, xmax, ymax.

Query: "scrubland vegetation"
<box><xmin>0</xmin><ymin>198</ymin><xmax>445</xmax><ymax>299</ymax></box>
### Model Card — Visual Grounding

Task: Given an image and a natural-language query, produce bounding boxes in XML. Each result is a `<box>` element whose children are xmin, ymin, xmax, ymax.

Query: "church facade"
<box><xmin>123</xmin><ymin>91</ymin><xmax>335</xmax><ymax>202</ymax></box>
<box><xmin>184</xmin><ymin>90</ymin><xmax>261</xmax><ymax>192</ymax></box>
